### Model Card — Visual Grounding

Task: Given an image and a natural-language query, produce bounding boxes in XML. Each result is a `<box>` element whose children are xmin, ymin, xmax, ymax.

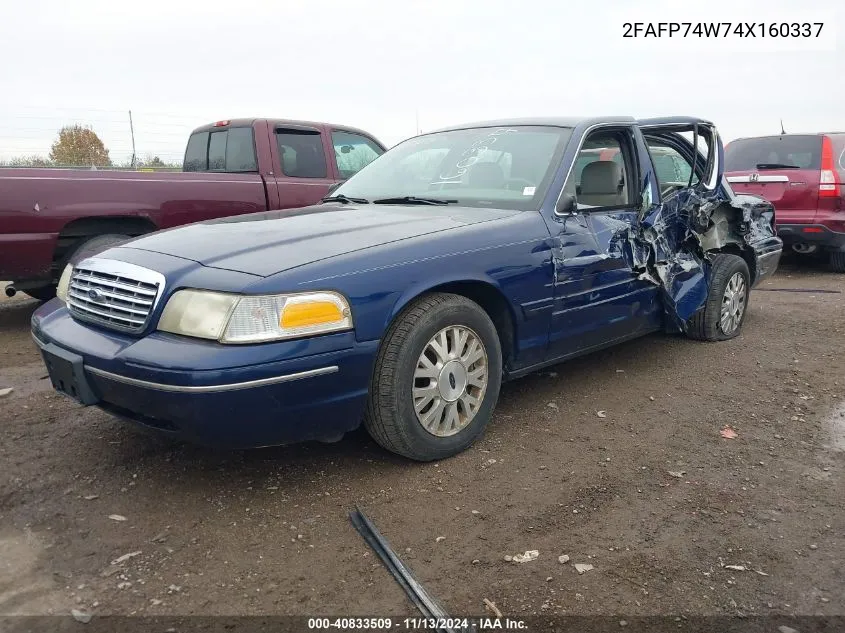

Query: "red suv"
<box><xmin>725</xmin><ymin>133</ymin><xmax>845</xmax><ymax>271</ymax></box>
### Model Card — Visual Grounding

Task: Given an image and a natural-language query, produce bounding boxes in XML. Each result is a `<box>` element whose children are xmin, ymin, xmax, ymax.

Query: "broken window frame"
<box><xmin>639</xmin><ymin>123</ymin><xmax>721</xmax><ymax>200</ymax></box>
<box><xmin>643</xmin><ymin>137</ymin><xmax>699</xmax><ymax>198</ymax></box>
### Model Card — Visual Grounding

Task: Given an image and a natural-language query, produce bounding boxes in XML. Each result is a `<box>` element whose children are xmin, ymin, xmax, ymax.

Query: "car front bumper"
<box><xmin>31</xmin><ymin>299</ymin><xmax>378</xmax><ymax>448</ymax></box>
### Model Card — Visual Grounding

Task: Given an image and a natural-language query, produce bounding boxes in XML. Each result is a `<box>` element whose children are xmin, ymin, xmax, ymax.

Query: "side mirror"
<box><xmin>556</xmin><ymin>193</ymin><xmax>577</xmax><ymax>215</ymax></box>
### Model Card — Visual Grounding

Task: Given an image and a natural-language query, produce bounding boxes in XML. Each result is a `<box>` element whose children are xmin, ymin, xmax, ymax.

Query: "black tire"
<box><xmin>364</xmin><ymin>292</ymin><xmax>503</xmax><ymax>461</ymax></box>
<box><xmin>24</xmin><ymin>286</ymin><xmax>57</xmax><ymax>302</ymax></box>
<box><xmin>65</xmin><ymin>234</ymin><xmax>132</xmax><ymax>267</ymax></box>
<box><xmin>21</xmin><ymin>234</ymin><xmax>133</xmax><ymax>302</ymax></box>
<box><xmin>830</xmin><ymin>251</ymin><xmax>845</xmax><ymax>273</ymax></box>
<box><xmin>685</xmin><ymin>254</ymin><xmax>750</xmax><ymax>341</ymax></box>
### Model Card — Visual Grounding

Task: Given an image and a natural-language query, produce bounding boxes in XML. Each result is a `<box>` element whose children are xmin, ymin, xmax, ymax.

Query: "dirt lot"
<box><xmin>1</xmin><ymin>258</ymin><xmax>843</xmax><ymax>624</ymax></box>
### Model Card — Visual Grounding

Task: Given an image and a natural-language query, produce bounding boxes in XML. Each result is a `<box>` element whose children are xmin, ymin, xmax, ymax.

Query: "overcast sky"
<box><xmin>0</xmin><ymin>0</ymin><xmax>841</xmax><ymax>163</ymax></box>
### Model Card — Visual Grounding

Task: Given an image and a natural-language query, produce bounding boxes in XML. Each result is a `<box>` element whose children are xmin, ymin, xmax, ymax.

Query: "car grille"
<box><xmin>67</xmin><ymin>265</ymin><xmax>161</xmax><ymax>332</ymax></box>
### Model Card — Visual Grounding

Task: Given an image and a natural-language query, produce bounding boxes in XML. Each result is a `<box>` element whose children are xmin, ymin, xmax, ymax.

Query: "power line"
<box><xmin>3</xmin><ymin>105</ymin><xmax>208</xmax><ymax>119</ymax></box>
<box><xmin>1</xmin><ymin>116</ymin><xmax>201</xmax><ymax>128</ymax></box>
<box><xmin>0</xmin><ymin>108</ymin><xmax>196</xmax><ymax>164</ymax></box>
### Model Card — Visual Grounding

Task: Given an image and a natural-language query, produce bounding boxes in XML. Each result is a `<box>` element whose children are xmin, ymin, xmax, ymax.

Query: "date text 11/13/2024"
<box><xmin>307</xmin><ymin>617</ymin><xmax>528</xmax><ymax>630</ymax></box>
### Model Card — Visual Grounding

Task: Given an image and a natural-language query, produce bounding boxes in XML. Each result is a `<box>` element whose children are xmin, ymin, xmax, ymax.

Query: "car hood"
<box><xmin>121</xmin><ymin>204</ymin><xmax>518</xmax><ymax>277</ymax></box>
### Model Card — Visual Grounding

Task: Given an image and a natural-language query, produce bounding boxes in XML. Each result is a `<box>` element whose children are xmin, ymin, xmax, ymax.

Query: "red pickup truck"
<box><xmin>0</xmin><ymin>118</ymin><xmax>385</xmax><ymax>299</ymax></box>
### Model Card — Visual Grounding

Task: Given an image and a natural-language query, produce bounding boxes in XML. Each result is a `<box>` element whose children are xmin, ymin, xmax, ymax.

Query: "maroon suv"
<box><xmin>725</xmin><ymin>133</ymin><xmax>845</xmax><ymax>271</ymax></box>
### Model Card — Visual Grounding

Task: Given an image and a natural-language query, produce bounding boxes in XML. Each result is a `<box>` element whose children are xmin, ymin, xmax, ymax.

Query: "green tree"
<box><xmin>137</xmin><ymin>154</ymin><xmax>166</xmax><ymax>168</ymax></box>
<box><xmin>133</xmin><ymin>154</ymin><xmax>181</xmax><ymax>170</ymax></box>
<box><xmin>49</xmin><ymin>125</ymin><xmax>111</xmax><ymax>167</ymax></box>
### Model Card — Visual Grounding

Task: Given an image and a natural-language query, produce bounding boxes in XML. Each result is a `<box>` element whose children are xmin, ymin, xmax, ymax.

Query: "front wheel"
<box><xmin>685</xmin><ymin>254</ymin><xmax>750</xmax><ymax>341</ymax></box>
<box><xmin>364</xmin><ymin>293</ymin><xmax>503</xmax><ymax>461</ymax></box>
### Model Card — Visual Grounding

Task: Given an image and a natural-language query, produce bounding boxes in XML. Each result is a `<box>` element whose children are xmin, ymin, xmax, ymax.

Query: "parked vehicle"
<box><xmin>31</xmin><ymin>116</ymin><xmax>781</xmax><ymax>461</ymax></box>
<box><xmin>1</xmin><ymin>118</ymin><xmax>385</xmax><ymax>299</ymax></box>
<box><xmin>724</xmin><ymin>133</ymin><xmax>845</xmax><ymax>271</ymax></box>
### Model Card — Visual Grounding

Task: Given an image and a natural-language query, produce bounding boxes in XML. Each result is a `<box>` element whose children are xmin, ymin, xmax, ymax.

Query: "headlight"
<box><xmin>157</xmin><ymin>290</ymin><xmax>353</xmax><ymax>343</ymax></box>
<box><xmin>56</xmin><ymin>265</ymin><xmax>73</xmax><ymax>302</ymax></box>
<box><xmin>157</xmin><ymin>290</ymin><xmax>239</xmax><ymax>340</ymax></box>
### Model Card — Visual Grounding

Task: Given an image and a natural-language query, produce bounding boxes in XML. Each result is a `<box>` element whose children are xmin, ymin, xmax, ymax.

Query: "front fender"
<box><xmin>385</xmin><ymin>272</ymin><xmax>507</xmax><ymax>328</ymax></box>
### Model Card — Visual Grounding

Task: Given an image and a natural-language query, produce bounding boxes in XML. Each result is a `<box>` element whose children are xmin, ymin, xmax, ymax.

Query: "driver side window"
<box><xmin>644</xmin><ymin>139</ymin><xmax>695</xmax><ymax>197</ymax></box>
<box><xmin>565</xmin><ymin>132</ymin><xmax>633</xmax><ymax>210</ymax></box>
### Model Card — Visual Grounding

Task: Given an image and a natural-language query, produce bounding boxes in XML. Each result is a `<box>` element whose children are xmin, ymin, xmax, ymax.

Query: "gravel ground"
<box><xmin>1</xmin><ymin>258</ymin><xmax>843</xmax><ymax>623</ymax></box>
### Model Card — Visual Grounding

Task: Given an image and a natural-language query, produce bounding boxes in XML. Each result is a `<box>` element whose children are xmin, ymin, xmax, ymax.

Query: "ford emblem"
<box><xmin>88</xmin><ymin>288</ymin><xmax>104</xmax><ymax>302</ymax></box>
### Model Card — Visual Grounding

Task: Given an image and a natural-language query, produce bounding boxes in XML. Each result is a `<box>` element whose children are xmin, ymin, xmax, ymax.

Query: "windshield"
<box><xmin>331</xmin><ymin>126</ymin><xmax>572</xmax><ymax>210</ymax></box>
<box><xmin>725</xmin><ymin>135</ymin><xmax>822</xmax><ymax>171</ymax></box>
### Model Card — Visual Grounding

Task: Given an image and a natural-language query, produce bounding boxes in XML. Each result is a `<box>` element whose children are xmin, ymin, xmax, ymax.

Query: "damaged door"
<box><xmin>544</xmin><ymin>125</ymin><xmax>661</xmax><ymax>359</ymax></box>
<box><xmin>635</xmin><ymin>119</ymin><xmax>739</xmax><ymax>328</ymax></box>
<box><xmin>635</xmin><ymin>119</ymin><xmax>784</xmax><ymax>331</ymax></box>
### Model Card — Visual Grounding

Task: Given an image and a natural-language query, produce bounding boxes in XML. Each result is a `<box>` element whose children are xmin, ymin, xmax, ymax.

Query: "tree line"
<box><xmin>2</xmin><ymin>124</ymin><xmax>181</xmax><ymax>169</ymax></box>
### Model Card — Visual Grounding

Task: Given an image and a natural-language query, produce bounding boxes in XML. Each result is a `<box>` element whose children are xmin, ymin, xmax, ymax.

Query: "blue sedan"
<box><xmin>31</xmin><ymin>116</ymin><xmax>781</xmax><ymax>460</ymax></box>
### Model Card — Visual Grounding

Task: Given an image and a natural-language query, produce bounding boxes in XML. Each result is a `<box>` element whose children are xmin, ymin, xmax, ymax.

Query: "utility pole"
<box><xmin>780</xmin><ymin>119</ymin><xmax>786</xmax><ymax>135</ymax></box>
<box><xmin>415</xmin><ymin>110</ymin><xmax>420</xmax><ymax>135</ymax></box>
<box><xmin>129</xmin><ymin>110</ymin><xmax>137</xmax><ymax>169</ymax></box>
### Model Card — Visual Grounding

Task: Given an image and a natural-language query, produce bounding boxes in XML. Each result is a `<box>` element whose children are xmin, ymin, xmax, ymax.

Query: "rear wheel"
<box><xmin>364</xmin><ymin>293</ymin><xmax>503</xmax><ymax>461</ymax></box>
<box><xmin>25</xmin><ymin>234</ymin><xmax>133</xmax><ymax>302</ymax></box>
<box><xmin>685</xmin><ymin>254</ymin><xmax>750</xmax><ymax>341</ymax></box>
<box><xmin>829</xmin><ymin>251</ymin><xmax>845</xmax><ymax>273</ymax></box>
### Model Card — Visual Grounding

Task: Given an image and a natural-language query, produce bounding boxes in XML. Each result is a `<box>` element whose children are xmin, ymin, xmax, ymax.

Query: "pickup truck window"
<box><xmin>184</xmin><ymin>132</ymin><xmax>209</xmax><ymax>171</ymax></box>
<box><xmin>225</xmin><ymin>127</ymin><xmax>258</xmax><ymax>172</ymax></box>
<box><xmin>332</xmin><ymin>131</ymin><xmax>384</xmax><ymax>179</ymax></box>
<box><xmin>277</xmin><ymin>130</ymin><xmax>328</xmax><ymax>179</ymax></box>
<box><xmin>183</xmin><ymin>127</ymin><xmax>257</xmax><ymax>173</ymax></box>
<box><xmin>332</xmin><ymin>125</ymin><xmax>571</xmax><ymax>211</ymax></box>
<box><xmin>208</xmin><ymin>131</ymin><xmax>227</xmax><ymax>170</ymax></box>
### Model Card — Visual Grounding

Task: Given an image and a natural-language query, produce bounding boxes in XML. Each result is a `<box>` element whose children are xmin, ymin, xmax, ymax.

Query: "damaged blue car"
<box><xmin>31</xmin><ymin>116</ymin><xmax>782</xmax><ymax>461</ymax></box>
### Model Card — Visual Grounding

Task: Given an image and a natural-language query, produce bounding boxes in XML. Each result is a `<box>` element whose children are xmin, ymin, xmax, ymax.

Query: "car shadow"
<box><xmin>85</xmin><ymin>331</ymin><xmax>691</xmax><ymax>495</ymax></box>
<box><xmin>776</xmin><ymin>249</ymin><xmax>837</xmax><ymax>274</ymax></box>
<box><xmin>0</xmin><ymin>296</ymin><xmax>39</xmax><ymax>331</ymax></box>
<box><xmin>15</xmin><ymin>282</ymin><xmax>777</xmax><ymax>500</ymax></box>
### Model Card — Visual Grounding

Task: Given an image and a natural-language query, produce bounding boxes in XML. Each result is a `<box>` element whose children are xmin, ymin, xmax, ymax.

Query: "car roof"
<box><xmin>430</xmin><ymin>116</ymin><xmax>635</xmax><ymax>133</ymax></box>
